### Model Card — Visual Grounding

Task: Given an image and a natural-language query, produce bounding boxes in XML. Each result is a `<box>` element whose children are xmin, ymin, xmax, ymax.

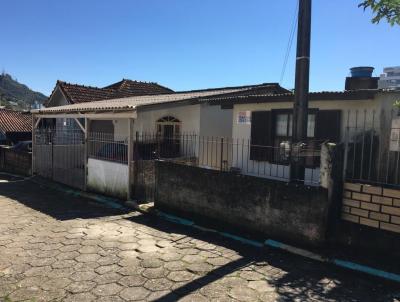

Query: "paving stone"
<box><xmin>178</xmin><ymin>293</ymin><xmax>208</xmax><ymax>302</ymax></box>
<box><xmin>146</xmin><ymin>290</ymin><xmax>177</xmax><ymax>301</ymax></box>
<box><xmin>142</xmin><ymin>267</ymin><xmax>169</xmax><ymax>279</ymax></box>
<box><xmin>248</xmin><ymin>280</ymin><xmax>275</xmax><ymax>292</ymax></box>
<box><xmin>41</xmin><ymin>277</ymin><xmax>72</xmax><ymax>290</ymax></box>
<box><xmin>8</xmin><ymin>286</ymin><xmax>41</xmax><ymax>300</ymax></box>
<box><xmin>63</xmin><ymin>292</ymin><xmax>96</xmax><ymax>302</ymax></box>
<box><xmin>164</xmin><ymin>261</ymin><xmax>188</xmax><ymax>271</ymax></box>
<box><xmin>75</xmin><ymin>253</ymin><xmax>101</xmax><ymax>263</ymax></box>
<box><xmin>118</xmin><ymin>275</ymin><xmax>147</xmax><ymax>287</ymax></box>
<box><xmin>136</xmin><ymin>244</ymin><xmax>159</xmax><ymax>253</ymax></box>
<box><xmin>167</xmin><ymin>270</ymin><xmax>195</xmax><ymax>282</ymax></box>
<box><xmin>120</xmin><ymin>286</ymin><xmax>150</xmax><ymax>301</ymax></box>
<box><xmin>96</xmin><ymin>264</ymin><xmax>121</xmax><ymax>275</ymax></box>
<box><xmin>141</xmin><ymin>258</ymin><xmax>164</xmax><ymax>268</ymax></box>
<box><xmin>119</xmin><ymin>243</ymin><xmax>139</xmax><ymax>251</ymax></box>
<box><xmin>199</xmin><ymin>283</ymin><xmax>227</xmax><ymax>298</ymax></box>
<box><xmin>228</xmin><ymin>286</ymin><xmax>259</xmax><ymax>301</ymax></box>
<box><xmin>144</xmin><ymin>278</ymin><xmax>174</xmax><ymax>291</ymax></box>
<box><xmin>92</xmin><ymin>283</ymin><xmax>122</xmax><ymax>296</ymax></box>
<box><xmin>66</xmin><ymin>281</ymin><xmax>96</xmax><ymax>293</ymax></box>
<box><xmin>161</xmin><ymin>252</ymin><xmax>183</xmax><ymax>262</ymax></box>
<box><xmin>70</xmin><ymin>271</ymin><xmax>98</xmax><ymax>282</ymax></box>
<box><xmin>52</xmin><ymin>259</ymin><xmax>77</xmax><ymax>269</ymax></box>
<box><xmin>94</xmin><ymin>272</ymin><xmax>122</xmax><ymax>284</ymax></box>
<box><xmin>186</xmin><ymin>262</ymin><xmax>213</xmax><ymax>274</ymax></box>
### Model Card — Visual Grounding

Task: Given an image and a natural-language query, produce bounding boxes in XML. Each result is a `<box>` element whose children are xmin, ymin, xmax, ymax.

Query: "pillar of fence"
<box><xmin>127</xmin><ymin>119</ymin><xmax>134</xmax><ymax>200</ymax></box>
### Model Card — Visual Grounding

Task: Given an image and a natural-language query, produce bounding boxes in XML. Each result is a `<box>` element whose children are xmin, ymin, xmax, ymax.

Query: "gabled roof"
<box><xmin>46</xmin><ymin>79</ymin><xmax>174</xmax><ymax>106</ymax></box>
<box><xmin>103</xmin><ymin>79</ymin><xmax>173</xmax><ymax>96</ymax></box>
<box><xmin>34</xmin><ymin>87</ymin><xmax>252</xmax><ymax>114</ymax></box>
<box><xmin>0</xmin><ymin>109</ymin><xmax>31</xmax><ymax>134</ymax></box>
<box><xmin>35</xmin><ymin>83</ymin><xmax>290</xmax><ymax>114</ymax></box>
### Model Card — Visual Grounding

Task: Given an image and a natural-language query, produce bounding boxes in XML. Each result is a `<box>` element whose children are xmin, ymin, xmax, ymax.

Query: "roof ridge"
<box><xmin>175</xmin><ymin>82</ymin><xmax>282</xmax><ymax>94</ymax></box>
<box><xmin>59</xmin><ymin>81</ymin><xmax>116</xmax><ymax>92</ymax></box>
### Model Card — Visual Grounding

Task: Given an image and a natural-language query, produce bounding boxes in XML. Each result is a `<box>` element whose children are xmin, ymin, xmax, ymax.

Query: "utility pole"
<box><xmin>291</xmin><ymin>0</ymin><xmax>312</xmax><ymax>183</ymax></box>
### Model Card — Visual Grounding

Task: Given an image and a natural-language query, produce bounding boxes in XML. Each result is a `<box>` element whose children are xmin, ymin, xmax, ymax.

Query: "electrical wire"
<box><xmin>279</xmin><ymin>1</ymin><xmax>299</xmax><ymax>85</ymax></box>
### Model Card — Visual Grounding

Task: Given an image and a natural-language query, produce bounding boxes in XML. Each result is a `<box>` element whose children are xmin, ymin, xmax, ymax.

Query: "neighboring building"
<box><xmin>378</xmin><ymin>66</ymin><xmax>400</xmax><ymax>90</ymax></box>
<box><xmin>0</xmin><ymin>108</ymin><xmax>32</xmax><ymax>145</ymax></box>
<box><xmin>45</xmin><ymin>79</ymin><xmax>174</xmax><ymax>107</ymax></box>
<box><xmin>32</xmin><ymin>82</ymin><xmax>289</xmax><ymax>196</ymax></box>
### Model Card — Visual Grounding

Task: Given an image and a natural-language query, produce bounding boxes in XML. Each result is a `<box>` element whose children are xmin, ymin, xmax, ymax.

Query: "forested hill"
<box><xmin>0</xmin><ymin>73</ymin><xmax>47</xmax><ymax>110</ymax></box>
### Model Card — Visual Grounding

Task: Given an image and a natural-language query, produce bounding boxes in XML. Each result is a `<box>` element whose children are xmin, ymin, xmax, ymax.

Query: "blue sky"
<box><xmin>2</xmin><ymin>0</ymin><xmax>399</xmax><ymax>95</ymax></box>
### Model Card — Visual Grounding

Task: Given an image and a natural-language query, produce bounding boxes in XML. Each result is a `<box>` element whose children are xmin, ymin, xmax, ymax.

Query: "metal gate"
<box><xmin>33</xmin><ymin>128</ymin><xmax>85</xmax><ymax>190</ymax></box>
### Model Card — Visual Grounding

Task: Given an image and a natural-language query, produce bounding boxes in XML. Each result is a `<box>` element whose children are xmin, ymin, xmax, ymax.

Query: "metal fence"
<box><xmin>88</xmin><ymin>132</ymin><xmax>128</xmax><ymax>164</ymax></box>
<box><xmin>33</xmin><ymin>128</ymin><xmax>85</xmax><ymax>190</ymax></box>
<box><xmin>133</xmin><ymin>132</ymin><xmax>322</xmax><ymax>184</ymax></box>
<box><xmin>344</xmin><ymin>109</ymin><xmax>400</xmax><ymax>188</ymax></box>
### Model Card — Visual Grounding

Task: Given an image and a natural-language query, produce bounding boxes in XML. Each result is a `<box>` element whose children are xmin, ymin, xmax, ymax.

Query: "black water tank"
<box><xmin>345</xmin><ymin>66</ymin><xmax>378</xmax><ymax>90</ymax></box>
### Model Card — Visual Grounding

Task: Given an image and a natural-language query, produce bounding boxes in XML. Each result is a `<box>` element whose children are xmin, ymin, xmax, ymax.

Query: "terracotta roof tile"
<box><xmin>0</xmin><ymin>109</ymin><xmax>31</xmax><ymax>134</ymax></box>
<box><xmin>103</xmin><ymin>79</ymin><xmax>174</xmax><ymax>96</ymax></box>
<box><xmin>46</xmin><ymin>79</ymin><xmax>174</xmax><ymax>106</ymax></box>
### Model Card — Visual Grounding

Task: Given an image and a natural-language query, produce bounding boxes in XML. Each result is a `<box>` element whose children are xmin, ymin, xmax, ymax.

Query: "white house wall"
<box><xmin>134</xmin><ymin>104</ymin><xmax>201</xmax><ymax>134</ymax></box>
<box><xmin>87</xmin><ymin>158</ymin><xmax>128</xmax><ymax>199</ymax></box>
<box><xmin>198</xmin><ymin>104</ymin><xmax>233</xmax><ymax>169</ymax></box>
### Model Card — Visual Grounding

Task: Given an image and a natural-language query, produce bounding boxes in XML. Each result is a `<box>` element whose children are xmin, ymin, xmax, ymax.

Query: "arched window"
<box><xmin>156</xmin><ymin>116</ymin><xmax>181</xmax><ymax>138</ymax></box>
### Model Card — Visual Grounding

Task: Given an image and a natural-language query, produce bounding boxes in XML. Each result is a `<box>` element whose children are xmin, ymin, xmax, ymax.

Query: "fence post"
<box><xmin>220</xmin><ymin>137</ymin><xmax>224</xmax><ymax>171</ymax></box>
<box><xmin>127</xmin><ymin>118</ymin><xmax>134</xmax><ymax>200</ymax></box>
<box><xmin>83</xmin><ymin>118</ymin><xmax>89</xmax><ymax>191</ymax></box>
<box><xmin>32</xmin><ymin>115</ymin><xmax>36</xmax><ymax>176</ymax></box>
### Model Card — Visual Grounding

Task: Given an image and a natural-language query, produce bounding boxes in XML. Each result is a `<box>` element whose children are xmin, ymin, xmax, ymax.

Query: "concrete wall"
<box><xmin>0</xmin><ymin>148</ymin><xmax>31</xmax><ymax>176</ymax></box>
<box><xmin>155</xmin><ymin>161</ymin><xmax>333</xmax><ymax>246</ymax></box>
<box><xmin>87</xmin><ymin>158</ymin><xmax>128</xmax><ymax>199</ymax></box>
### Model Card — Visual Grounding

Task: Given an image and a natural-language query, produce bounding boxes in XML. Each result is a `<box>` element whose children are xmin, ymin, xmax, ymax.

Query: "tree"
<box><xmin>359</xmin><ymin>0</ymin><xmax>400</xmax><ymax>25</ymax></box>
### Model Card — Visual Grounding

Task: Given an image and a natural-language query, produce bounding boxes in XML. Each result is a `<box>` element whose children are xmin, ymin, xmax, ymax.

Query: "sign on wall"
<box><xmin>237</xmin><ymin>111</ymin><xmax>251</xmax><ymax>124</ymax></box>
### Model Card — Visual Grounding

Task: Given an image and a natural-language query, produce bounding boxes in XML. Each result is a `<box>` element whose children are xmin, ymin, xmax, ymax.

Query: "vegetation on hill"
<box><xmin>0</xmin><ymin>72</ymin><xmax>47</xmax><ymax>110</ymax></box>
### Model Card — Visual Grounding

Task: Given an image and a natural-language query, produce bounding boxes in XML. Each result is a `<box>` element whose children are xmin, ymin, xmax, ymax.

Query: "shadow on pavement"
<box><xmin>0</xmin><ymin>177</ymin><xmax>129</xmax><ymax>220</ymax></box>
<box><xmin>126</xmin><ymin>214</ymin><xmax>400</xmax><ymax>302</ymax></box>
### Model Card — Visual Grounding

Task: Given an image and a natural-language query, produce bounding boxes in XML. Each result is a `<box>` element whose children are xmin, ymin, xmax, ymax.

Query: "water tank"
<box><xmin>350</xmin><ymin>66</ymin><xmax>374</xmax><ymax>78</ymax></box>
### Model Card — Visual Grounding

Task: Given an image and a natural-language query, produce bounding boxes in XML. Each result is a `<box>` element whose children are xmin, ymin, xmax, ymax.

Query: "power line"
<box><xmin>280</xmin><ymin>1</ymin><xmax>299</xmax><ymax>85</ymax></box>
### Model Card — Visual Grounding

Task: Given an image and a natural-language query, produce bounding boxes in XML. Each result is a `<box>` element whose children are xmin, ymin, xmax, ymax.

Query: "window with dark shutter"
<box><xmin>250</xmin><ymin>111</ymin><xmax>273</xmax><ymax>161</ymax></box>
<box><xmin>315</xmin><ymin>110</ymin><xmax>341</xmax><ymax>143</ymax></box>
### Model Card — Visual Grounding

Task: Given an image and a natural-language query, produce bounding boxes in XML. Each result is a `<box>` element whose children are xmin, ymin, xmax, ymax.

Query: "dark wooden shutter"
<box><xmin>315</xmin><ymin>110</ymin><xmax>341</xmax><ymax>143</ymax></box>
<box><xmin>250</xmin><ymin>111</ymin><xmax>273</xmax><ymax>161</ymax></box>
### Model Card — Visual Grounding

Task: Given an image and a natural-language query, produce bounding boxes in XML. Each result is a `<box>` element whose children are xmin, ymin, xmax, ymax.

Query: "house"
<box><xmin>202</xmin><ymin>68</ymin><xmax>400</xmax><ymax>183</ymax></box>
<box><xmin>32</xmin><ymin>81</ymin><xmax>289</xmax><ymax>198</ymax></box>
<box><xmin>0</xmin><ymin>108</ymin><xmax>32</xmax><ymax>145</ymax></box>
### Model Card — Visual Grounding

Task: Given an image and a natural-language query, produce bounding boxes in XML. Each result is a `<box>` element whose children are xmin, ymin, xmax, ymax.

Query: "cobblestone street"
<box><xmin>0</xmin><ymin>178</ymin><xmax>399</xmax><ymax>302</ymax></box>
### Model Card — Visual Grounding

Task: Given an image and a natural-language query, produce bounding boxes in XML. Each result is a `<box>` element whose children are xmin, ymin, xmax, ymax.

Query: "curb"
<box><xmin>26</xmin><ymin>177</ymin><xmax>400</xmax><ymax>284</ymax></box>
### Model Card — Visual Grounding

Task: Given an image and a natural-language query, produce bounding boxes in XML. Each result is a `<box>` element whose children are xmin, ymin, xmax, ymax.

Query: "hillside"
<box><xmin>0</xmin><ymin>73</ymin><xmax>47</xmax><ymax>110</ymax></box>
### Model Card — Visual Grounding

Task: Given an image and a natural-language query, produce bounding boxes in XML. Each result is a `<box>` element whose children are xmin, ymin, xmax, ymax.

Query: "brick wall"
<box><xmin>342</xmin><ymin>182</ymin><xmax>400</xmax><ymax>234</ymax></box>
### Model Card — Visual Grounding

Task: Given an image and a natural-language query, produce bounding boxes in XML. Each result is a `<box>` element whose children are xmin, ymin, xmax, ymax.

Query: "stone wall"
<box><xmin>342</xmin><ymin>182</ymin><xmax>400</xmax><ymax>234</ymax></box>
<box><xmin>155</xmin><ymin>161</ymin><xmax>334</xmax><ymax>246</ymax></box>
<box><xmin>0</xmin><ymin>147</ymin><xmax>32</xmax><ymax>176</ymax></box>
